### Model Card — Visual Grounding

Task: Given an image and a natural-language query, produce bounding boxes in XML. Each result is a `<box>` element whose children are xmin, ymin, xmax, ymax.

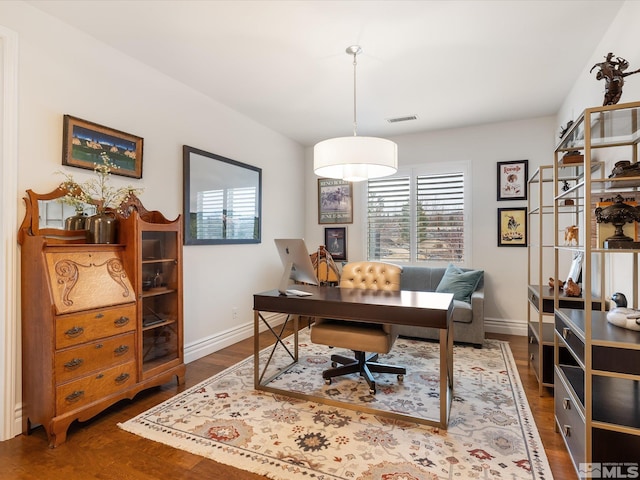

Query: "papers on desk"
<box><xmin>285</xmin><ymin>289</ymin><xmax>313</xmax><ymax>296</ymax></box>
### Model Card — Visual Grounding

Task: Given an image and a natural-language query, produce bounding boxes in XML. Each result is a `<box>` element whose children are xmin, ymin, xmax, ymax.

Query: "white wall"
<box><xmin>305</xmin><ymin>116</ymin><xmax>557</xmax><ymax>335</ymax></box>
<box><xmin>0</xmin><ymin>1</ymin><xmax>305</xmax><ymax>438</ymax></box>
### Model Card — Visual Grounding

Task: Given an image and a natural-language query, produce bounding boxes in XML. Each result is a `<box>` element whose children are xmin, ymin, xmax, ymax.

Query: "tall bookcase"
<box><xmin>553</xmin><ymin>101</ymin><xmax>640</xmax><ymax>474</ymax></box>
<box><xmin>527</xmin><ymin>165</ymin><xmax>555</xmax><ymax>394</ymax></box>
<box><xmin>527</xmin><ymin>165</ymin><xmax>602</xmax><ymax>396</ymax></box>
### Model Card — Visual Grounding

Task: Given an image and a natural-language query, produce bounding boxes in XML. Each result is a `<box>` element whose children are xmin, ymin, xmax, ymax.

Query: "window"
<box><xmin>366</xmin><ymin>163</ymin><xmax>468</xmax><ymax>264</ymax></box>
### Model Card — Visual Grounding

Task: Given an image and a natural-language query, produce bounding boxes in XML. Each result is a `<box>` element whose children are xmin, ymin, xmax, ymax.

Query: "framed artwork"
<box><xmin>497</xmin><ymin>207</ymin><xmax>527</xmax><ymax>247</ymax></box>
<box><xmin>183</xmin><ymin>145</ymin><xmax>262</xmax><ymax>245</ymax></box>
<box><xmin>325</xmin><ymin>227</ymin><xmax>347</xmax><ymax>261</ymax></box>
<box><xmin>318</xmin><ymin>178</ymin><xmax>353</xmax><ymax>224</ymax></box>
<box><xmin>497</xmin><ymin>159</ymin><xmax>528</xmax><ymax>201</ymax></box>
<box><xmin>62</xmin><ymin>115</ymin><xmax>144</xmax><ymax>179</ymax></box>
<box><xmin>566</xmin><ymin>251</ymin><xmax>584</xmax><ymax>284</ymax></box>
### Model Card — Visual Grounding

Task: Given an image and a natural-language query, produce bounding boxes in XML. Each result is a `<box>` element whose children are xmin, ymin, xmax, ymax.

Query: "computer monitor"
<box><xmin>274</xmin><ymin>238</ymin><xmax>319</xmax><ymax>295</ymax></box>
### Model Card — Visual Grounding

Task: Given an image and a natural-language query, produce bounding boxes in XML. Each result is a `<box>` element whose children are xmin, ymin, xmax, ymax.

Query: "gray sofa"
<box><xmin>397</xmin><ymin>266</ymin><xmax>485</xmax><ymax>348</ymax></box>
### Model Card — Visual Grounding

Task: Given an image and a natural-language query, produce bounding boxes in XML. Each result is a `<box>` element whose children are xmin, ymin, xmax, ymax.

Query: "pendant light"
<box><xmin>313</xmin><ymin>46</ymin><xmax>398</xmax><ymax>182</ymax></box>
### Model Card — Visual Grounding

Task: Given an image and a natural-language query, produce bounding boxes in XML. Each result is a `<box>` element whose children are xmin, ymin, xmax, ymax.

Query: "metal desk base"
<box><xmin>254</xmin><ymin>311</ymin><xmax>453</xmax><ymax>429</ymax></box>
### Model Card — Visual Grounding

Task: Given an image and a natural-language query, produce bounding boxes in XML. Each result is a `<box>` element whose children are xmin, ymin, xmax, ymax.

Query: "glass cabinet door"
<box><xmin>140</xmin><ymin>230</ymin><xmax>180</xmax><ymax>374</ymax></box>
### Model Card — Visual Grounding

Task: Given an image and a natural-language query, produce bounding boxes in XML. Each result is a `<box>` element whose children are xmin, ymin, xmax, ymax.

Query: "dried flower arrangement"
<box><xmin>59</xmin><ymin>152</ymin><xmax>143</xmax><ymax>213</ymax></box>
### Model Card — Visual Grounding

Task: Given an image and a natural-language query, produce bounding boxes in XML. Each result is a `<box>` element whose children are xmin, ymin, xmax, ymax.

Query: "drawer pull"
<box><xmin>563</xmin><ymin>425</ymin><xmax>571</xmax><ymax>437</ymax></box>
<box><xmin>95</xmin><ymin>344</ymin><xmax>103</xmax><ymax>349</ymax></box>
<box><xmin>529</xmin><ymin>353</ymin><xmax>534</xmax><ymax>361</ymax></box>
<box><xmin>563</xmin><ymin>398</ymin><xmax>571</xmax><ymax>410</ymax></box>
<box><xmin>63</xmin><ymin>358</ymin><xmax>84</xmax><ymax>370</ymax></box>
<box><xmin>529</xmin><ymin>336</ymin><xmax>534</xmax><ymax>344</ymax></box>
<box><xmin>96</xmin><ymin>373</ymin><xmax>104</xmax><ymax>379</ymax></box>
<box><xmin>115</xmin><ymin>373</ymin><xmax>130</xmax><ymax>384</ymax></box>
<box><xmin>114</xmin><ymin>345</ymin><xmax>129</xmax><ymax>356</ymax></box>
<box><xmin>95</xmin><ymin>313</ymin><xmax>104</xmax><ymax>319</ymax></box>
<box><xmin>65</xmin><ymin>390</ymin><xmax>84</xmax><ymax>403</ymax></box>
<box><xmin>562</xmin><ymin>327</ymin><xmax>571</xmax><ymax>340</ymax></box>
<box><xmin>64</xmin><ymin>326</ymin><xmax>84</xmax><ymax>338</ymax></box>
<box><xmin>114</xmin><ymin>316</ymin><xmax>130</xmax><ymax>327</ymax></box>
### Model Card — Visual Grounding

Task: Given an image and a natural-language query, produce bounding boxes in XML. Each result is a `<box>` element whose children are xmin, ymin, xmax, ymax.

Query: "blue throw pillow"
<box><xmin>435</xmin><ymin>264</ymin><xmax>483</xmax><ymax>304</ymax></box>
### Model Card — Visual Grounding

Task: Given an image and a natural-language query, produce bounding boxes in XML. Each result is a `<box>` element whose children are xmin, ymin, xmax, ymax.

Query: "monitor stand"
<box><xmin>278</xmin><ymin>262</ymin><xmax>293</xmax><ymax>295</ymax></box>
<box><xmin>277</xmin><ymin>262</ymin><xmax>313</xmax><ymax>296</ymax></box>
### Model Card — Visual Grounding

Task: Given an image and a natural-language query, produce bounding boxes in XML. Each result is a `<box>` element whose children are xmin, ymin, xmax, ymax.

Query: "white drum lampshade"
<box><xmin>314</xmin><ymin>136</ymin><xmax>398</xmax><ymax>182</ymax></box>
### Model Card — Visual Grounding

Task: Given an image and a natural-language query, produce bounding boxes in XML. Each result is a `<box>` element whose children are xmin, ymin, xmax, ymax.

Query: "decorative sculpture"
<box><xmin>607</xmin><ymin>292</ymin><xmax>640</xmax><ymax>331</ymax></box>
<box><xmin>564</xmin><ymin>225</ymin><xmax>579</xmax><ymax>246</ymax></box>
<box><xmin>590</xmin><ymin>52</ymin><xmax>640</xmax><ymax>106</ymax></box>
<box><xmin>548</xmin><ymin>277</ymin><xmax>565</xmax><ymax>290</ymax></box>
<box><xmin>594</xmin><ymin>194</ymin><xmax>640</xmax><ymax>248</ymax></box>
<box><xmin>564</xmin><ymin>278</ymin><xmax>581</xmax><ymax>297</ymax></box>
<box><xmin>559</xmin><ymin>120</ymin><xmax>574</xmax><ymax>139</ymax></box>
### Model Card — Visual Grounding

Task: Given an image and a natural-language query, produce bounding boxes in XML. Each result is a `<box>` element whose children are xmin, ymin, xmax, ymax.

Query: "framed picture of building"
<box><xmin>318</xmin><ymin>178</ymin><xmax>353</xmax><ymax>224</ymax></box>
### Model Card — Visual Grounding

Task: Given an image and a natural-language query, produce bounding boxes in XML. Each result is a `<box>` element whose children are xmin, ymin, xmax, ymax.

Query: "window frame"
<box><xmin>362</xmin><ymin>160</ymin><xmax>472</xmax><ymax>266</ymax></box>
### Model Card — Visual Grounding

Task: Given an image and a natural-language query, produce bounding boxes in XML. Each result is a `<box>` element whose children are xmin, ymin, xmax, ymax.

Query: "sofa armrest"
<box><xmin>471</xmin><ymin>286</ymin><xmax>484</xmax><ymax>326</ymax></box>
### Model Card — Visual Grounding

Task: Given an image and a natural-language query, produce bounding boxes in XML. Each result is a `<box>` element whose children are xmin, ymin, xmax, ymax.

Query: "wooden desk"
<box><xmin>253</xmin><ymin>285</ymin><xmax>454</xmax><ymax>428</ymax></box>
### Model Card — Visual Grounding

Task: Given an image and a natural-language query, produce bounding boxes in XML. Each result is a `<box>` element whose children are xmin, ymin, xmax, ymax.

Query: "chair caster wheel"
<box><xmin>397</xmin><ymin>374</ymin><xmax>404</xmax><ymax>383</ymax></box>
<box><xmin>331</xmin><ymin>362</ymin><xmax>337</xmax><ymax>368</ymax></box>
<box><xmin>324</xmin><ymin>378</ymin><xmax>332</xmax><ymax>385</ymax></box>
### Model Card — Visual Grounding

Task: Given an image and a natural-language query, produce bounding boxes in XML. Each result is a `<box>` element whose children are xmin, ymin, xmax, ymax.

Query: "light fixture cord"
<box><xmin>352</xmin><ymin>51</ymin><xmax>358</xmax><ymax>137</ymax></box>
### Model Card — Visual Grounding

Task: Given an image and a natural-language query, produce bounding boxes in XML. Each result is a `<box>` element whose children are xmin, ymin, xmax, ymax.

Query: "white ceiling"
<box><xmin>28</xmin><ymin>0</ymin><xmax>623</xmax><ymax>147</ymax></box>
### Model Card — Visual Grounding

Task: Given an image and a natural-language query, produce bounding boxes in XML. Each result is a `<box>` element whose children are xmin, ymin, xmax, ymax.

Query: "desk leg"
<box><xmin>254</xmin><ymin>310</ymin><xmax>260</xmax><ymax>389</ymax></box>
<box><xmin>254</xmin><ymin>311</ymin><xmax>300</xmax><ymax>389</ymax></box>
<box><xmin>439</xmin><ymin>321</ymin><xmax>454</xmax><ymax>429</ymax></box>
<box><xmin>448</xmin><ymin>321</ymin><xmax>454</xmax><ymax>389</ymax></box>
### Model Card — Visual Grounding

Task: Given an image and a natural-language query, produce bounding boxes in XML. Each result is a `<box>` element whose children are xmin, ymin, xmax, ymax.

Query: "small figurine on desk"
<box><xmin>607</xmin><ymin>292</ymin><xmax>640</xmax><ymax>331</ymax></box>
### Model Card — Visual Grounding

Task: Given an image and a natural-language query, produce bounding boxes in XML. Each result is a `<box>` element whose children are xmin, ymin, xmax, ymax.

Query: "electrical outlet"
<box><xmin>232</xmin><ymin>307</ymin><xmax>238</xmax><ymax>320</ymax></box>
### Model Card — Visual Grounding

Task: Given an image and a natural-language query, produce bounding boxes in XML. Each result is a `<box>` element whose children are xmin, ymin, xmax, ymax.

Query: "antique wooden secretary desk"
<box><xmin>18</xmin><ymin>189</ymin><xmax>185</xmax><ymax>447</ymax></box>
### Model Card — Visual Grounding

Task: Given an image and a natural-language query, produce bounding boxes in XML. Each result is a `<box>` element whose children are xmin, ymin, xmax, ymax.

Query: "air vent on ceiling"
<box><xmin>387</xmin><ymin>115</ymin><xmax>418</xmax><ymax>123</ymax></box>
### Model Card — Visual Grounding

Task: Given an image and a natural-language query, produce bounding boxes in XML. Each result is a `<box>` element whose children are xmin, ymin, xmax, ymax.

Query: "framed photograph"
<box><xmin>318</xmin><ymin>178</ymin><xmax>353</xmax><ymax>224</ymax></box>
<box><xmin>497</xmin><ymin>207</ymin><xmax>527</xmax><ymax>247</ymax></box>
<box><xmin>325</xmin><ymin>227</ymin><xmax>347</xmax><ymax>261</ymax></box>
<box><xmin>497</xmin><ymin>159</ymin><xmax>528</xmax><ymax>201</ymax></box>
<box><xmin>566</xmin><ymin>251</ymin><xmax>584</xmax><ymax>284</ymax></box>
<box><xmin>62</xmin><ymin>114</ymin><xmax>144</xmax><ymax>179</ymax></box>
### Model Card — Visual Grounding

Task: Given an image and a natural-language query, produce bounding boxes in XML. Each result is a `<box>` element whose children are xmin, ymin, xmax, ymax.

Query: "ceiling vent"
<box><xmin>387</xmin><ymin>115</ymin><xmax>418</xmax><ymax>123</ymax></box>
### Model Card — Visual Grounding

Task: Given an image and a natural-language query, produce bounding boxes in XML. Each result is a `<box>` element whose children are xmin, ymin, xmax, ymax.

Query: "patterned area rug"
<box><xmin>119</xmin><ymin>330</ymin><xmax>553</xmax><ymax>480</ymax></box>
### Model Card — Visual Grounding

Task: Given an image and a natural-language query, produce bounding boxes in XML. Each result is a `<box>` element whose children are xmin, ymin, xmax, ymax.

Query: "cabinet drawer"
<box><xmin>555</xmin><ymin>314</ymin><xmax>584</xmax><ymax>364</ymax></box>
<box><xmin>55</xmin><ymin>333</ymin><xmax>135</xmax><ymax>383</ymax></box>
<box><xmin>554</xmin><ymin>370</ymin><xmax>585</xmax><ymax>467</ymax></box>
<box><xmin>56</xmin><ymin>304</ymin><xmax>136</xmax><ymax>349</ymax></box>
<box><xmin>56</xmin><ymin>361</ymin><xmax>136</xmax><ymax>415</ymax></box>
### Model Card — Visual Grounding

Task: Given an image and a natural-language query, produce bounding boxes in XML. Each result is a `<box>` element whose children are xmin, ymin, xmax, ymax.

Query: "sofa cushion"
<box><xmin>435</xmin><ymin>263</ymin><xmax>484</xmax><ymax>304</ymax></box>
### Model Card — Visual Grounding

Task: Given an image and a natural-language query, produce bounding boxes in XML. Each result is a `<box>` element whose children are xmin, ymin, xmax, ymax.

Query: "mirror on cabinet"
<box><xmin>18</xmin><ymin>188</ymin><xmax>96</xmax><ymax>243</ymax></box>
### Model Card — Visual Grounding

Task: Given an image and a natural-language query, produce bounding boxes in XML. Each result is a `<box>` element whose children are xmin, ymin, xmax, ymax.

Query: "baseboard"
<box><xmin>184</xmin><ymin>312</ymin><xmax>287</xmax><ymax>364</ymax></box>
<box><xmin>485</xmin><ymin>317</ymin><xmax>527</xmax><ymax>337</ymax></box>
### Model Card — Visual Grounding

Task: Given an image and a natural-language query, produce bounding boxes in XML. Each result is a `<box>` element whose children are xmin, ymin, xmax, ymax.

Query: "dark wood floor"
<box><xmin>0</xmin><ymin>330</ymin><xmax>576</xmax><ymax>479</ymax></box>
